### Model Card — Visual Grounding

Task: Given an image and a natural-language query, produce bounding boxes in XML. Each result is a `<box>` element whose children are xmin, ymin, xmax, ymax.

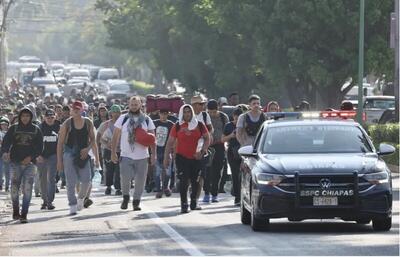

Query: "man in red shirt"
<box><xmin>164</xmin><ymin>105</ymin><xmax>211</xmax><ymax>213</ymax></box>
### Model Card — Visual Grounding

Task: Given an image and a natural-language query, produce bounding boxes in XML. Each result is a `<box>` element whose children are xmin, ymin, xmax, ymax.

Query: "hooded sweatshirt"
<box><xmin>1</xmin><ymin>108</ymin><xmax>44</xmax><ymax>163</ymax></box>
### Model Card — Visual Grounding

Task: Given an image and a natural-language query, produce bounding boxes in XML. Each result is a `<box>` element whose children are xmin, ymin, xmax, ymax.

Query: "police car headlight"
<box><xmin>255</xmin><ymin>173</ymin><xmax>284</xmax><ymax>186</ymax></box>
<box><xmin>364</xmin><ymin>171</ymin><xmax>389</xmax><ymax>185</ymax></box>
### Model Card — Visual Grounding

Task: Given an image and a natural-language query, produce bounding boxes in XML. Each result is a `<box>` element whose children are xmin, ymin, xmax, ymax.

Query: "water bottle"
<box><xmin>92</xmin><ymin>169</ymin><xmax>102</xmax><ymax>188</ymax></box>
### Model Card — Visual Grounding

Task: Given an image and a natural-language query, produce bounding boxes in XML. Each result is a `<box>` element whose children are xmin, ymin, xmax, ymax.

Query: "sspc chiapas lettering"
<box><xmin>300</xmin><ymin>190</ymin><xmax>354</xmax><ymax>197</ymax></box>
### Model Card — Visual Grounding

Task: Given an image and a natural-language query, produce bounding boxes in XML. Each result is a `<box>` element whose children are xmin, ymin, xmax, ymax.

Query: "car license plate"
<box><xmin>313</xmin><ymin>197</ymin><xmax>338</xmax><ymax>206</ymax></box>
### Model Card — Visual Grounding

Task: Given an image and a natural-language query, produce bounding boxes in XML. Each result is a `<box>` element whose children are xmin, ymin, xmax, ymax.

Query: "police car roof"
<box><xmin>265</xmin><ymin>119</ymin><xmax>359</xmax><ymax>128</ymax></box>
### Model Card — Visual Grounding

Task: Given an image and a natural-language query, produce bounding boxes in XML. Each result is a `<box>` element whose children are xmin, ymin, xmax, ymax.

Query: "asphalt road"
<box><xmin>0</xmin><ymin>175</ymin><xmax>399</xmax><ymax>256</ymax></box>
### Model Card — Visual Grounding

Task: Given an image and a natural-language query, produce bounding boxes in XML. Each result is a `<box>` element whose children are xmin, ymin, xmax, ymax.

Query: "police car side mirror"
<box><xmin>377</xmin><ymin>143</ymin><xmax>396</xmax><ymax>156</ymax></box>
<box><xmin>239</xmin><ymin>145</ymin><xmax>257</xmax><ymax>158</ymax></box>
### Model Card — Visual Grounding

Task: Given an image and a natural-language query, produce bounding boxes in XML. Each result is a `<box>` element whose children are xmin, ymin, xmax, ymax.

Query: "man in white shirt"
<box><xmin>111</xmin><ymin>96</ymin><xmax>156</xmax><ymax>211</ymax></box>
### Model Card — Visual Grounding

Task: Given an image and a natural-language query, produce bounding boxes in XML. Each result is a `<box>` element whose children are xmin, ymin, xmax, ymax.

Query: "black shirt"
<box><xmin>40</xmin><ymin>121</ymin><xmax>60</xmax><ymax>157</ymax></box>
<box><xmin>223</xmin><ymin>122</ymin><xmax>240</xmax><ymax>150</ymax></box>
<box><xmin>154</xmin><ymin>119</ymin><xmax>174</xmax><ymax>157</ymax></box>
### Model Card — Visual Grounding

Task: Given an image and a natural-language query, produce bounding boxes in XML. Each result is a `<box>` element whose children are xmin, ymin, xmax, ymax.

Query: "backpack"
<box><xmin>244</xmin><ymin>112</ymin><xmax>265</xmax><ymax>137</ymax></box>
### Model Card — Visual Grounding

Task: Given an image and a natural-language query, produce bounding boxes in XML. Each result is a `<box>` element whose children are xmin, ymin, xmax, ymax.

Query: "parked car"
<box><xmin>106</xmin><ymin>79</ymin><xmax>135</xmax><ymax>103</ymax></box>
<box><xmin>31</xmin><ymin>76</ymin><xmax>57</xmax><ymax>87</ymax></box>
<box><xmin>69</xmin><ymin>69</ymin><xmax>91</xmax><ymax>80</ymax></box>
<box><xmin>379</xmin><ymin>108</ymin><xmax>398</xmax><ymax>124</ymax></box>
<box><xmin>97</xmin><ymin>68</ymin><xmax>119</xmax><ymax>81</ymax></box>
<box><xmin>363</xmin><ymin>96</ymin><xmax>395</xmax><ymax>125</ymax></box>
<box><xmin>43</xmin><ymin>85</ymin><xmax>62</xmax><ymax>98</ymax></box>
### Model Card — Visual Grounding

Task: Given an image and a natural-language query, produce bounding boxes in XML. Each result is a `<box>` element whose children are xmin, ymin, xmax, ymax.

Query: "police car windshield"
<box><xmin>262</xmin><ymin>125</ymin><xmax>373</xmax><ymax>154</ymax></box>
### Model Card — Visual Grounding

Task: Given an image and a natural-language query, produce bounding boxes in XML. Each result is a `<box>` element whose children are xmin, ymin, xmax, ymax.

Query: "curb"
<box><xmin>388</xmin><ymin>164</ymin><xmax>400</xmax><ymax>173</ymax></box>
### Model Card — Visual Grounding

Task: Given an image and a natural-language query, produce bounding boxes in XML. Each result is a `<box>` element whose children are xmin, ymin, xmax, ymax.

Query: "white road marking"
<box><xmin>145</xmin><ymin>209</ymin><xmax>205</xmax><ymax>256</ymax></box>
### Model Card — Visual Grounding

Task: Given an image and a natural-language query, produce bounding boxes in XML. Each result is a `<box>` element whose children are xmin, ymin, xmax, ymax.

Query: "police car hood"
<box><xmin>259</xmin><ymin>153</ymin><xmax>379</xmax><ymax>175</ymax></box>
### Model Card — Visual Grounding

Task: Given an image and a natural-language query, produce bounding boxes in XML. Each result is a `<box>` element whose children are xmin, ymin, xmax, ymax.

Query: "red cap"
<box><xmin>71</xmin><ymin>101</ymin><xmax>84</xmax><ymax>111</ymax></box>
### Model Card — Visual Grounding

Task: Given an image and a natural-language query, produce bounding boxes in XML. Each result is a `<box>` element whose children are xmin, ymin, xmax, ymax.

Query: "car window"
<box><xmin>364</xmin><ymin>99</ymin><xmax>395</xmax><ymax>109</ymax></box>
<box><xmin>110</xmin><ymin>84</ymin><xmax>130</xmax><ymax>91</ymax></box>
<box><xmin>262</xmin><ymin>125</ymin><xmax>373</xmax><ymax>154</ymax></box>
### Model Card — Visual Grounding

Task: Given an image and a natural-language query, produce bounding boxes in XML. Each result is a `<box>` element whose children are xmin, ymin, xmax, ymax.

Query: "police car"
<box><xmin>239</xmin><ymin>112</ymin><xmax>395</xmax><ymax>231</ymax></box>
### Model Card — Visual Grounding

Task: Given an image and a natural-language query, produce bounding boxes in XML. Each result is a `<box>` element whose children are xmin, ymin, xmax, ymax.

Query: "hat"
<box><xmin>191</xmin><ymin>95</ymin><xmax>207</xmax><ymax>105</ymax></box>
<box><xmin>159</xmin><ymin>109</ymin><xmax>169</xmax><ymax>114</ymax></box>
<box><xmin>110</xmin><ymin>104</ymin><xmax>122</xmax><ymax>113</ymax></box>
<box><xmin>0</xmin><ymin>117</ymin><xmax>9</xmax><ymax>125</ymax></box>
<box><xmin>45</xmin><ymin>109</ymin><xmax>56</xmax><ymax>117</ymax></box>
<box><xmin>207</xmin><ymin>99</ymin><xmax>218</xmax><ymax>110</ymax></box>
<box><xmin>98</xmin><ymin>103</ymin><xmax>107</xmax><ymax>110</ymax></box>
<box><xmin>71</xmin><ymin>101</ymin><xmax>84</xmax><ymax>111</ymax></box>
<box><xmin>218</xmin><ymin>97</ymin><xmax>228</xmax><ymax>106</ymax></box>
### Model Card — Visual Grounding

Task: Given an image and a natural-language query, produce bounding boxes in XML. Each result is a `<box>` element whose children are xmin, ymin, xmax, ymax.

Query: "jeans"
<box><xmin>119</xmin><ymin>157</ymin><xmax>148</xmax><ymax>200</ymax></box>
<box><xmin>204</xmin><ymin>144</ymin><xmax>226</xmax><ymax>197</ymax></box>
<box><xmin>175</xmin><ymin>154</ymin><xmax>201</xmax><ymax>205</ymax></box>
<box><xmin>0</xmin><ymin>159</ymin><xmax>10</xmax><ymax>190</ymax></box>
<box><xmin>63</xmin><ymin>152</ymin><xmax>91</xmax><ymax>206</ymax></box>
<box><xmin>103</xmin><ymin>149</ymin><xmax>121</xmax><ymax>189</ymax></box>
<box><xmin>37</xmin><ymin>154</ymin><xmax>57</xmax><ymax>204</ymax></box>
<box><xmin>154</xmin><ymin>156</ymin><xmax>172</xmax><ymax>192</ymax></box>
<box><xmin>34</xmin><ymin>166</ymin><xmax>40</xmax><ymax>195</ymax></box>
<box><xmin>10</xmin><ymin>163</ymin><xmax>35</xmax><ymax>215</ymax></box>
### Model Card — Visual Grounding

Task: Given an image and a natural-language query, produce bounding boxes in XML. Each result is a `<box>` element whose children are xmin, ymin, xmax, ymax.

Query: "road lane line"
<box><xmin>145</xmin><ymin>210</ymin><xmax>205</xmax><ymax>256</ymax></box>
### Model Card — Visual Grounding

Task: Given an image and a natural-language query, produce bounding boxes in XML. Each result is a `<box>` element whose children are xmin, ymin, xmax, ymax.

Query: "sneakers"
<box><xmin>69</xmin><ymin>205</ymin><xmax>77</xmax><ymax>215</ymax></box>
<box><xmin>40</xmin><ymin>203</ymin><xmax>47</xmax><ymax>210</ymax></box>
<box><xmin>121</xmin><ymin>195</ymin><xmax>129</xmax><ymax>210</ymax></box>
<box><xmin>84</xmin><ymin>198</ymin><xmax>93</xmax><ymax>208</ymax></box>
<box><xmin>77</xmin><ymin>199</ymin><xmax>84</xmax><ymax>211</ymax></box>
<box><xmin>47</xmin><ymin>203</ymin><xmax>56</xmax><ymax>210</ymax></box>
<box><xmin>234</xmin><ymin>199</ymin><xmax>240</xmax><ymax>207</ymax></box>
<box><xmin>164</xmin><ymin>189</ymin><xmax>172</xmax><ymax>197</ymax></box>
<box><xmin>20</xmin><ymin>214</ymin><xmax>28</xmax><ymax>224</ymax></box>
<box><xmin>211</xmin><ymin>196</ymin><xmax>219</xmax><ymax>203</ymax></box>
<box><xmin>115</xmin><ymin>189</ymin><xmax>122</xmax><ymax>196</ymax></box>
<box><xmin>155</xmin><ymin>191</ymin><xmax>163</xmax><ymax>199</ymax></box>
<box><xmin>55</xmin><ymin>187</ymin><xmax>59</xmax><ymax>193</ymax></box>
<box><xmin>202</xmin><ymin>194</ymin><xmax>210</xmax><ymax>203</ymax></box>
<box><xmin>35</xmin><ymin>192</ymin><xmax>41</xmax><ymax>197</ymax></box>
<box><xmin>105</xmin><ymin>187</ymin><xmax>112</xmax><ymax>195</ymax></box>
<box><xmin>132</xmin><ymin>200</ymin><xmax>141</xmax><ymax>211</ymax></box>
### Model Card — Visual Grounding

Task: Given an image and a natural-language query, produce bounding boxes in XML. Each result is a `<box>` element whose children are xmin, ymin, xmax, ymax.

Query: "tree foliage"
<box><xmin>97</xmin><ymin>0</ymin><xmax>394</xmax><ymax>108</ymax></box>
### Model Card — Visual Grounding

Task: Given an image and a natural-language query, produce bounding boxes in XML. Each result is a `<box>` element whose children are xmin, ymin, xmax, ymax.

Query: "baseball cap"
<box><xmin>0</xmin><ymin>117</ymin><xmax>9</xmax><ymax>125</ymax></box>
<box><xmin>45</xmin><ymin>109</ymin><xmax>56</xmax><ymax>117</ymax></box>
<box><xmin>207</xmin><ymin>99</ymin><xmax>218</xmax><ymax>110</ymax></box>
<box><xmin>218</xmin><ymin>97</ymin><xmax>228</xmax><ymax>106</ymax></box>
<box><xmin>71</xmin><ymin>101</ymin><xmax>84</xmax><ymax>111</ymax></box>
<box><xmin>98</xmin><ymin>103</ymin><xmax>107</xmax><ymax>110</ymax></box>
<box><xmin>191</xmin><ymin>95</ymin><xmax>207</xmax><ymax>105</ymax></box>
<box><xmin>110</xmin><ymin>104</ymin><xmax>122</xmax><ymax>113</ymax></box>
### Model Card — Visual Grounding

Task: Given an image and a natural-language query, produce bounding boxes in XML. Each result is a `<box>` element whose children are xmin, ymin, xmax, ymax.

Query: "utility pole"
<box><xmin>395</xmin><ymin>0</ymin><xmax>399</xmax><ymax>122</ymax></box>
<box><xmin>357</xmin><ymin>0</ymin><xmax>365</xmax><ymax>124</ymax></box>
<box><xmin>0</xmin><ymin>0</ymin><xmax>15</xmax><ymax>91</ymax></box>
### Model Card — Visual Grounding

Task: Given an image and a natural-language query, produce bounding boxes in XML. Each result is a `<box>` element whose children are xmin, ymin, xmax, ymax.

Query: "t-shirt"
<box><xmin>170</xmin><ymin>122</ymin><xmax>208</xmax><ymax>160</ymax></box>
<box><xmin>223</xmin><ymin>122</ymin><xmax>240</xmax><ymax>150</ymax></box>
<box><xmin>154</xmin><ymin>119</ymin><xmax>174</xmax><ymax>156</ymax></box>
<box><xmin>196</xmin><ymin>112</ymin><xmax>212</xmax><ymax>126</ymax></box>
<box><xmin>114</xmin><ymin>113</ymin><xmax>156</xmax><ymax>160</ymax></box>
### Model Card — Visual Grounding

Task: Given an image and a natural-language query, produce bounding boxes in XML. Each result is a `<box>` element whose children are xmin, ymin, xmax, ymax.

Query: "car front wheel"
<box><xmin>372</xmin><ymin>217</ymin><xmax>392</xmax><ymax>231</ymax></box>
<box><xmin>251</xmin><ymin>205</ymin><xmax>269</xmax><ymax>231</ymax></box>
<box><xmin>240</xmin><ymin>192</ymin><xmax>251</xmax><ymax>225</ymax></box>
